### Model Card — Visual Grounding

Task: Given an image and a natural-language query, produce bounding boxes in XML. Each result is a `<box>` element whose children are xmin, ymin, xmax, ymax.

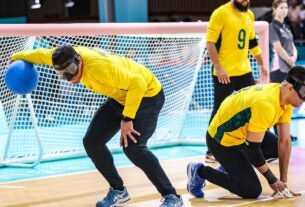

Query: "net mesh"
<box><xmin>0</xmin><ymin>34</ymin><xmax>206</xmax><ymax>163</ymax></box>
<box><xmin>0</xmin><ymin>31</ymin><xmax>262</xmax><ymax>164</ymax></box>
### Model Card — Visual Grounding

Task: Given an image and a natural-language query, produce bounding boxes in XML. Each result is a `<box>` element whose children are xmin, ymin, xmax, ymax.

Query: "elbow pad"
<box><xmin>249</xmin><ymin>38</ymin><xmax>259</xmax><ymax>49</ymax></box>
<box><xmin>245</xmin><ymin>141</ymin><xmax>266</xmax><ymax>167</ymax></box>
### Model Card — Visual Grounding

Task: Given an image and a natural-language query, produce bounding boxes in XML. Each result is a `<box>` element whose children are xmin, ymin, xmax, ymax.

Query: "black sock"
<box><xmin>112</xmin><ymin>186</ymin><xmax>124</xmax><ymax>191</ymax></box>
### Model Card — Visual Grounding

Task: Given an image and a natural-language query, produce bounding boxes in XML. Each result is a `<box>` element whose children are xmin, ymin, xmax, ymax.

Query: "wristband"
<box><xmin>122</xmin><ymin>116</ymin><xmax>133</xmax><ymax>122</ymax></box>
<box><xmin>263</xmin><ymin>169</ymin><xmax>277</xmax><ymax>184</ymax></box>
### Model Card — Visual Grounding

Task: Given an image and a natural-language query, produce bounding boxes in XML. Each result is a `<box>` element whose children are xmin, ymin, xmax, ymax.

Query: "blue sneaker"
<box><xmin>187</xmin><ymin>163</ymin><xmax>205</xmax><ymax>198</ymax></box>
<box><xmin>96</xmin><ymin>187</ymin><xmax>130</xmax><ymax>207</ymax></box>
<box><xmin>216</xmin><ymin>165</ymin><xmax>228</xmax><ymax>175</ymax></box>
<box><xmin>160</xmin><ymin>194</ymin><xmax>183</xmax><ymax>207</ymax></box>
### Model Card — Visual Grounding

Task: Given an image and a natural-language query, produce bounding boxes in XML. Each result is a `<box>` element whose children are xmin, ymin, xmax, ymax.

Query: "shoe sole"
<box><xmin>99</xmin><ymin>196</ymin><xmax>130</xmax><ymax>207</ymax></box>
<box><xmin>116</xmin><ymin>196</ymin><xmax>131</xmax><ymax>206</ymax></box>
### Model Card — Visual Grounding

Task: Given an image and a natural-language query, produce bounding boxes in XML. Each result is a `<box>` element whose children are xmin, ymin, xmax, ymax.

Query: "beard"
<box><xmin>233</xmin><ymin>0</ymin><xmax>249</xmax><ymax>12</ymax></box>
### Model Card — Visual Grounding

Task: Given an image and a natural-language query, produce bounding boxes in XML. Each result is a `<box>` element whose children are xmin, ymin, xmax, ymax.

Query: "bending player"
<box><xmin>187</xmin><ymin>66</ymin><xmax>304</xmax><ymax>199</ymax></box>
<box><xmin>11</xmin><ymin>45</ymin><xmax>183</xmax><ymax>207</ymax></box>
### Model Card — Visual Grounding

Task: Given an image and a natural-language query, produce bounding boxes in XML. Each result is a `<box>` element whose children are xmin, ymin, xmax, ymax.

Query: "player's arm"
<box><xmin>276</xmin><ymin>105</ymin><xmax>295</xmax><ymax>184</ymax></box>
<box><xmin>246</xmin><ymin>131</ymin><xmax>276</xmax><ymax>181</ymax></box>
<box><xmin>277</xmin><ymin>123</ymin><xmax>301</xmax><ymax>197</ymax></box>
<box><xmin>206</xmin><ymin>42</ymin><xmax>230</xmax><ymax>84</ymax></box>
<box><xmin>248</xmin><ymin>12</ymin><xmax>267</xmax><ymax>81</ymax></box>
<box><xmin>246</xmin><ymin>102</ymin><xmax>276</xmax><ymax>179</ymax></box>
<box><xmin>11</xmin><ymin>48</ymin><xmax>54</xmax><ymax>66</ymax></box>
<box><xmin>206</xmin><ymin>9</ymin><xmax>230</xmax><ymax>84</ymax></box>
<box><xmin>247</xmin><ymin>101</ymin><xmax>286</xmax><ymax>192</ymax></box>
<box><xmin>277</xmin><ymin>123</ymin><xmax>291</xmax><ymax>183</ymax></box>
<box><xmin>94</xmin><ymin>62</ymin><xmax>147</xmax><ymax>119</ymax></box>
<box><xmin>94</xmin><ymin>62</ymin><xmax>146</xmax><ymax>147</ymax></box>
<box><xmin>246</xmin><ymin>131</ymin><xmax>286</xmax><ymax>194</ymax></box>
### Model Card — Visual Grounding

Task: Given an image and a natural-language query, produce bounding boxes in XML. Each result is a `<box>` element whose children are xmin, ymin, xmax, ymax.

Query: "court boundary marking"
<box><xmin>0</xmin><ymin>155</ymin><xmax>204</xmax><ymax>184</ymax></box>
<box><xmin>224</xmin><ymin>190</ymin><xmax>305</xmax><ymax>207</ymax></box>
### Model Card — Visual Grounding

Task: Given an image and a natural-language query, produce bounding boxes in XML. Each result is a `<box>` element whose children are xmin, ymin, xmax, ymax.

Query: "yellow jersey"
<box><xmin>12</xmin><ymin>47</ymin><xmax>162</xmax><ymax>119</ymax></box>
<box><xmin>207</xmin><ymin>2</ymin><xmax>262</xmax><ymax>76</ymax></box>
<box><xmin>208</xmin><ymin>83</ymin><xmax>293</xmax><ymax>147</ymax></box>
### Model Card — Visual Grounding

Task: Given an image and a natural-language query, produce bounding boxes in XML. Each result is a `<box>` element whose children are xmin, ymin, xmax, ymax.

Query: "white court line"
<box><xmin>0</xmin><ymin>185</ymin><xmax>26</xmax><ymax>189</ymax></box>
<box><xmin>225</xmin><ymin>190</ymin><xmax>305</xmax><ymax>207</ymax></box>
<box><xmin>0</xmin><ymin>155</ymin><xmax>204</xmax><ymax>185</ymax></box>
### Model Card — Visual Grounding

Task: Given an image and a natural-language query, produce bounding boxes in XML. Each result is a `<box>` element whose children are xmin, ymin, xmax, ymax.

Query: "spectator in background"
<box><xmin>288</xmin><ymin>0</ymin><xmax>302</xmax><ymax>39</ymax></box>
<box><xmin>299</xmin><ymin>3</ymin><xmax>305</xmax><ymax>37</ymax></box>
<box><xmin>270</xmin><ymin>0</ymin><xmax>298</xmax><ymax>141</ymax></box>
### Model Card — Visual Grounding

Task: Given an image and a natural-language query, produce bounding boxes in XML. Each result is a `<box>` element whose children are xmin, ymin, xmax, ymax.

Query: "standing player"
<box><xmin>187</xmin><ymin>66</ymin><xmax>304</xmax><ymax>199</ymax></box>
<box><xmin>205</xmin><ymin>0</ymin><xmax>268</xmax><ymax>162</ymax></box>
<box><xmin>11</xmin><ymin>45</ymin><xmax>183</xmax><ymax>207</ymax></box>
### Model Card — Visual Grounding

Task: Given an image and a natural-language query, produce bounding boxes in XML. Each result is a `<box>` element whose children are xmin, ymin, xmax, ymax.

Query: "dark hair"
<box><xmin>286</xmin><ymin>66</ymin><xmax>305</xmax><ymax>84</ymax></box>
<box><xmin>272</xmin><ymin>0</ymin><xmax>287</xmax><ymax>10</ymax></box>
<box><xmin>52</xmin><ymin>45</ymin><xmax>77</xmax><ymax>66</ymax></box>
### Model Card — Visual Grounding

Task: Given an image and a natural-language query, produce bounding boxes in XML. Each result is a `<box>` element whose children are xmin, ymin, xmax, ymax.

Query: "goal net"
<box><xmin>0</xmin><ymin>22</ymin><xmax>269</xmax><ymax>167</ymax></box>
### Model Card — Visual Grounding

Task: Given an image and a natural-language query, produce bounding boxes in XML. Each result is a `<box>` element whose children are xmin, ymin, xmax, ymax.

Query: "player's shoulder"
<box><xmin>250</xmin><ymin>85</ymin><xmax>278</xmax><ymax>108</ymax></box>
<box><xmin>246</xmin><ymin>9</ymin><xmax>255</xmax><ymax>20</ymax></box>
<box><xmin>211</xmin><ymin>3</ymin><xmax>228</xmax><ymax>16</ymax></box>
<box><xmin>73</xmin><ymin>46</ymin><xmax>90</xmax><ymax>53</ymax></box>
<box><xmin>251</xmin><ymin>97</ymin><xmax>275</xmax><ymax>115</ymax></box>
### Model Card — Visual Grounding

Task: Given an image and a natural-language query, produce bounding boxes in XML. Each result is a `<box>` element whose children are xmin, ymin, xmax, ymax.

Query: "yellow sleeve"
<box><xmin>207</xmin><ymin>8</ymin><xmax>224</xmax><ymax>43</ymax></box>
<box><xmin>12</xmin><ymin>48</ymin><xmax>54</xmax><ymax>66</ymax></box>
<box><xmin>248</xmin><ymin>11</ymin><xmax>262</xmax><ymax>57</ymax></box>
<box><xmin>278</xmin><ymin>105</ymin><xmax>293</xmax><ymax>124</ymax></box>
<box><xmin>248</xmin><ymin>101</ymin><xmax>274</xmax><ymax>133</ymax></box>
<box><xmin>94</xmin><ymin>63</ymin><xmax>147</xmax><ymax>119</ymax></box>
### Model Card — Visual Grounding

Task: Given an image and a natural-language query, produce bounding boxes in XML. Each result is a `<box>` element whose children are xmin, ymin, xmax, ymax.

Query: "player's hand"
<box><xmin>272</xmin><ymin>188</ymin><xmax>301</xmax><ymax>198</ymax></box>
<box><xmin>259</xmin><ymin>65</ymin><xmax>268</xmax><ymax>82</ymax></box>
<box><xmin>287</xmin><ymin>56</ymin><xmax>296</xmax><ymax>66</ymax></box>
<box><xmin>287</xmin><ymin>55</ymin><xmax>297</xmax><ymax>66</ymax></box>
<box><xmin>120</xmin><ymin>120</ymin><xmax>141</xmax><ymax>148</ymax></box>
<box><xmin>286</xmin><ymin>189</ymin><xmax>301</xmax><ymax>197</ymax></box>
<box><xmin>269</xmin><ymin>179</ymin><xmax>286</xmax><ymax>195</ymax></box>
<box><xmin>273</xmin><ymin>182</ymin><xmax>301</xmax><ymax>197</ymax></box>
<box><xmin>215</xmin><ymin>66</ymin><xmax>230</xmax><ymax>84</ymax></box>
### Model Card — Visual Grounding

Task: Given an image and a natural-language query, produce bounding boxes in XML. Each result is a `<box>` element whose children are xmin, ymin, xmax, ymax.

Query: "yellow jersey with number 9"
<box><xmin>207</xmin><ymin>2</ymin><xmax>262</xmax><ymax>77</ymax></box>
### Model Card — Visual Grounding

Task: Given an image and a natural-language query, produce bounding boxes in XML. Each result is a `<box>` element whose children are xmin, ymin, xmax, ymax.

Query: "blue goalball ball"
<box><xmin>5</xmin><ymin>60</ymin><xmax>39</xmax><ymax>95</ymax></box>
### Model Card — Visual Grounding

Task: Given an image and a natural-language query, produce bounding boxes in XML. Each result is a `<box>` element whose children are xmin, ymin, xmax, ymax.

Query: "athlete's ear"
<box><xmin>287</xmin><ymin>83</ymin><xmax>294</xmax><ymax>90</ymax></box>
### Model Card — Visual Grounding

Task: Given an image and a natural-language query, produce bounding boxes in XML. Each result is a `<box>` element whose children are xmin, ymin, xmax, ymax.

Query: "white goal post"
<box><xmin>0</xmin><ymin>22</ymin><xmax>269</xmax><ymax>167</ymax></box>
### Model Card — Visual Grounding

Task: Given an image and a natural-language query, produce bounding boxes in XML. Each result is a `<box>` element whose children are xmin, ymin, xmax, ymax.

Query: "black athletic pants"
<box><xmin>199</xmin><ymin>132</ymin><xmax>278</xmax><ymax>198</ymax></box>
<box><xmin>209</xmin><ymin>72</ymin><xmax>256</xmax><ymax>124</ymax></box>
<box><xmin>83</xmin><ymin>89</ymin><xmax>177</xmax><ymax>196</ymax></box>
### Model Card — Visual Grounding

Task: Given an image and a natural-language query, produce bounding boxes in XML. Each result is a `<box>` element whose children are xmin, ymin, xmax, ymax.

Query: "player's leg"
<box><xmin>270</xmin><ymin>69</ymin><xmax>287</xmax><ymax>83</ymax></box>
<box><xmin>235</xmin><ymin>72</ymin><xmax>256</xmax><ymax>90</ymax></box>
<box><xmin>206</xmin><ymin>75</ymin><xmax>234</xmax><ymax>162</ymax></box>
<box><xmin>190</xmin><ymin>133</ymin><xmax>262</xmax><ymax>199</ymax></box>
<box><xmin>82</xmin><ymin>99</ymin><xmax>130</xmax><ymax>207</ymax></box>
<box><xmin>261</xmin><ymin>130</ymin><xmax>279</xmax><ymax>162</ymax></box>
<box><xmin>122</xmin><ymin>90</ymin><xmax>183</xmax><ymax>206</ymax></box>
<box><xmin>209</xmin><ymin>75</ymin><xmax>235</xmax><ymax>123</ymax></box>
